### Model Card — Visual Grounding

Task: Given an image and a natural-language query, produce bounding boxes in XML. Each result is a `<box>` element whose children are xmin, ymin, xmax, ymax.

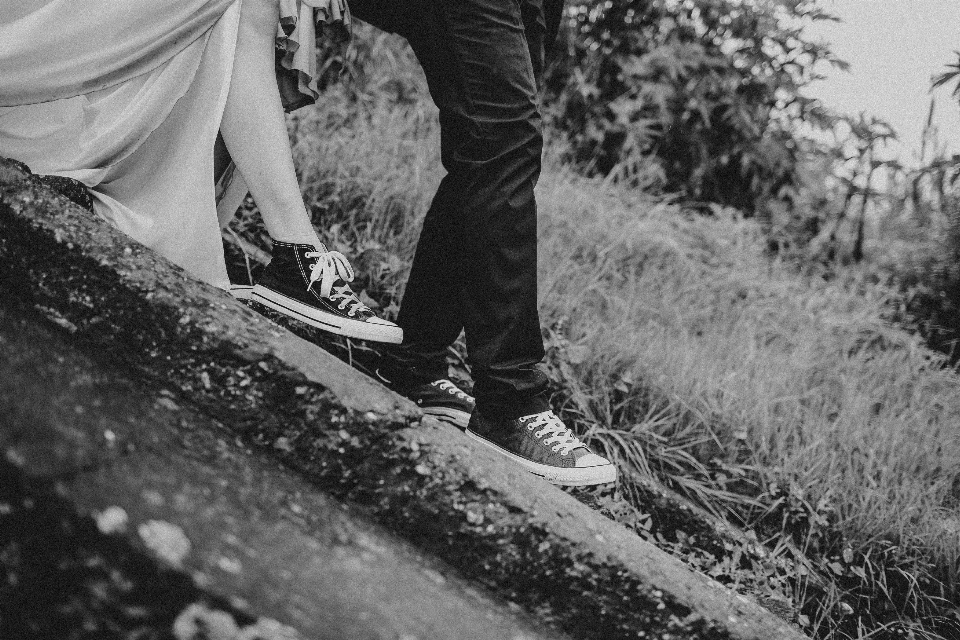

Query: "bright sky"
<box><xmin>804</xmin><ymin>0</ymin><xmax>960</xmax><ymax>163</ymax></box>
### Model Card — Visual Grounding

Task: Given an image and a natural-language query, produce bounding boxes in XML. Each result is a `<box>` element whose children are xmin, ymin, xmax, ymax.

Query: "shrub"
<box><xmin>545</xmin><ymin>0</ymin><xmax>843</xmax><ymax>213</ymax></box>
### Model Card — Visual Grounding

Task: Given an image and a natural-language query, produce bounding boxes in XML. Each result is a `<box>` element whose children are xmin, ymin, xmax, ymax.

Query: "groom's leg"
<box><xmin>358</xmin><ymin>0</ymin><xmax>551</xmax><ymax>417</ymax></box>
<box><xmin>347</xmin><ymin>1</ymin><xmax>458</xmax><ymax>388</ymax></box>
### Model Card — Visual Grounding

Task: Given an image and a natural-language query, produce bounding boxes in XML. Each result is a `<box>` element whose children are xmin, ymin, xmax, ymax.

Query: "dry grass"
<box><xmin>538</xmin><ymin>163</ymin><xmax>960</xmax><ymax>562</ymax></box>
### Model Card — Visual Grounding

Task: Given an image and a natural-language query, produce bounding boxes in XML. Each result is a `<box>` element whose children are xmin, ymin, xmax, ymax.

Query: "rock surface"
<box><xmin>0</xmin><ymin>302</ymin><xmax>561</xmax><ymax>639</ymax></box>
<box><xmin>0</xmin><ymin>157</ymin><xmax>809</xmax><ymax>639</ymax></box>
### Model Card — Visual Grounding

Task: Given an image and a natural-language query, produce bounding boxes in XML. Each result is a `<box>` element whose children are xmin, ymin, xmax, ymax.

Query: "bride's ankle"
<box><xmin>270</xmin><ymin>232</ymin><xmax>324</xmax><ymax>250</ymax></box>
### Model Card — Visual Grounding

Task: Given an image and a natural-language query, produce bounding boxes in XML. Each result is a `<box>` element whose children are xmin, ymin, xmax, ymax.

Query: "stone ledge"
<box><xmin>0</xmin><ymin>302</ymin><xmax>562</xmax><ymax>640</ymax></box>
<box><xmin>0</xmin><ymin>157</ymin><xmax>808</xmax><ymax>640</ymax></box>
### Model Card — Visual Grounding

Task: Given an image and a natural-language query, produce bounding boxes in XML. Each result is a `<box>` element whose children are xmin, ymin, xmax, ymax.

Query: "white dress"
<box><xmin>0</xmin><ymin>0</ymin><xmax>343</xmax><ymax>289</ymax></box>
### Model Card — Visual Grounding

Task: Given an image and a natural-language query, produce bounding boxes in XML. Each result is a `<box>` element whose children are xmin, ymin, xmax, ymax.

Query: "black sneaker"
<box><xmin>403</xmin><ymin>379</ymin><xmax>475</xmax><ymax>429</ymax></box>
<box><xmin>251</xmin><ymin>241</ymin><xmax>402</xmax><ymax>344</ymax></box>
<box><xmin>466</xmin><ymin>410</ymin><xmax>617</xmax><ymax>486</ymax></box>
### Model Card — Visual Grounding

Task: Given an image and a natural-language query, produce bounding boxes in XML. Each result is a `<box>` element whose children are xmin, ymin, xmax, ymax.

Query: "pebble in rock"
<box><xmin>138</xmin><ymin>519</ymin><xmax>191</xmax><ymax>567</ymax></box>
<box><xmin>94</xmin><ymin>506</ymin><xmax>129</xmax><ymax>534</ymax></box>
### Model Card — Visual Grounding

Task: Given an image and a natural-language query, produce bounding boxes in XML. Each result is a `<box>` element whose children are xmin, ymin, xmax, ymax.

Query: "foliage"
<box><xmin>932</xmin><ymin>51</ymin><xmax>960</xmax><ymax>99</ymax></box>
<box><xmin>314</xmin><ymin>23</ymin><xmax>428</xmax><ymax>109</ymax></box>
<box><xmin>780</xmin><ymin>51</ymin><xmax>960</xmax><ymax>366</ymax></box>
<box><xmin>544</xmin><ymin>0</ymin><xmax>844</xmax><ymax>212</ymax></box>
<box><xmin>892</xmin><ymin>166</ymin><xmax>960</xmax><ymax>360</ymax></box>
<box><xmin>768</xmin><ymin>113</ymin><xmax>899</xmax><ymax>267</ymax></box>
<box><xmin>900</xmin><ymin>51</ymin><xmax>960</xmax><ymax>358</ymax></box>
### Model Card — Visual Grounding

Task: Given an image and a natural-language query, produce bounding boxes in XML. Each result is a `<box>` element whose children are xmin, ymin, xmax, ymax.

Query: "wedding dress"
<box><xmin>0</xmin><ymin>0</ymin><xmax>342</xmax><ymax>289</ymax></box>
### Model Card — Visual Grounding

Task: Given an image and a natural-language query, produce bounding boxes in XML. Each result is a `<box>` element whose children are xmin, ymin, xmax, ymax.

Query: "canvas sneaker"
<box><xmin>251</xmin><ymin>241</ymin><xmax>402</xmax><ymax>344</ymax></box>
<box><xmin>466</xmin><ymin>410</ymin><xmax>617</xmax><ymax>486</ymax></box>
<box><xmin>405</xmin><ymin>379</ymin><xmax>475</xmax><ymax>429</ymax></box>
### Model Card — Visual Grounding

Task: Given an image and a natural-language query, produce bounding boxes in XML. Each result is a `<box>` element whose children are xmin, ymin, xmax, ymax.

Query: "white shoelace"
<box><xmin>521</xmin><ymin>411</ymin><xmax>584</xmax><ymax>456</ymax></box>
<box><xmin>305</xmin><ymin>249</ymin><xmax>370</xmax><ymax>317</ymax></box>
<box><xmin>435</xmin><ymin>379</ymin><xmax>470</xmax><ymax>401</ymax></box>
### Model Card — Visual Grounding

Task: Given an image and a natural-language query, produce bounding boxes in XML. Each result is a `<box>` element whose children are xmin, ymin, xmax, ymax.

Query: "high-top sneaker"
<box><xmin>466</xmin><ymin>410</ymin><xmax>617</xmax><ymax>486</ymax></box>
<box><xmin>405</xmin><ymin>379</ymin><xmax>475</xmax><ymax>428</ymax></box>
<box><xmin>377</xmin><ymin>372</ymin><xmax>475</xmax><ymax>429</ymax></box>
<box><xmin>251</xmin><ymin>241</ymin><xmax>402</xmax><ymax>344</ymax></box>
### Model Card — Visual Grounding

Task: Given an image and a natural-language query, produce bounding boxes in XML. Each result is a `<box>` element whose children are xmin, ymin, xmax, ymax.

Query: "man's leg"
<box><xmin>354</xmin><ymin>0</ymin><xmax>616</xmax><ymax>486</ymax></box>
<box><xmin>347</xmin><ymin>1</ymin><xmax>466</xmax><ymax>410</ymax></box>
<box><xmin>357</xmin><ymin>0</ymin><xmax>550</xmax><ymax>418</ymax></box>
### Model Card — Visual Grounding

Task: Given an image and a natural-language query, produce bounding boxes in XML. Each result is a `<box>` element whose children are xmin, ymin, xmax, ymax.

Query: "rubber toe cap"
<box><xmin>575</xmin><ymin>453</ymin><xmax>613</xmax><ymax>468</ymax></box>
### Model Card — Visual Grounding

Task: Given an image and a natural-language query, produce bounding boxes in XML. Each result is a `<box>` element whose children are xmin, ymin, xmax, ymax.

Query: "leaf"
<box><xmin>931</xmin><ymin>51</ymin><xmax>960</xmax><ymax>97</ymax></box>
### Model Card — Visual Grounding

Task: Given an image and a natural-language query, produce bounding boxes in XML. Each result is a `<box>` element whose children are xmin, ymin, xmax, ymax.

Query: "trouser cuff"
<box><xmin>475</xmin><ymin>393</ymin><xmax>550</xmax><ymax>421</ymax></box>
<box><xmin>472</xmin><ymin>363</ymin><xmax>550</xmax><ymax>419</ymax></box>
<box><xmin>378</xmin><ymin>342</ymin><xmax>449</xmax><ymax>390</ymax></box>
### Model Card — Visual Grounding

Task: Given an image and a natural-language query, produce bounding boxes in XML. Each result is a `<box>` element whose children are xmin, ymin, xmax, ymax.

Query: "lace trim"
<box><xmin>435</xmin><ymin>380</ymin><xmax>470</xmax><ymax>401</ymax></box>
<box><xmin>275</xmin><ymin>0</ymin><xmax>351</xmax><ymax>107</ymax></box>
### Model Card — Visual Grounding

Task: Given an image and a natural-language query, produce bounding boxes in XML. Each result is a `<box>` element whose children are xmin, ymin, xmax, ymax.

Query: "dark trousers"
<box><xmin>356</xmin><ymin>0</ymin><xmax>558</xmax><ymax>417</ymax></box>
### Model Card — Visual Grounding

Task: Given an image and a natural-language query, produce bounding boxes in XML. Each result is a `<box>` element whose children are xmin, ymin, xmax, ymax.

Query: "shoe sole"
<box><xmin>422</xmin><ymin>406</ymin><xmax>472</xmax><ymax>430</ymax></box>
<box><xmin>251</xmin><ymin>286</ymin><xmax>403</xmax><ymax>344</ymax></box>
<box><xmin>229</xmin><ymin>285</ymin><xmax>253</xmax><ymax>301</ymax></box>
<box><xmin>464</xmin><ymin>429</ymin><xmax>617</xmax><ymax>487</ymax></box>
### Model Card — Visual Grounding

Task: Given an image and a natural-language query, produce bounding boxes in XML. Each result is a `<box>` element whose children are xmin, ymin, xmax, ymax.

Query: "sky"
<box><xmin>804</xmin><ymin>0</ymin><xmax>960</xmax><ymax>163</ymax></box>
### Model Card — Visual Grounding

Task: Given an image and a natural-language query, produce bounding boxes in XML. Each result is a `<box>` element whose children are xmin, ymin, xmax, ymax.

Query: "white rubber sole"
<box><xmin>251</xmin><ymin>286</ymin><xmax>403</xmax><ymax>344</ymax></box>
<box><xmin>465</xmin><ymin>430</ymin><xmax>618</xmax><ymax>487</ymax></box>
<box><xmin>229</xmin><ymin>284</ymin><xmax>253</xmax><ymax>301</ymax></box>
<box><xmin>423</xmin><ymin>406</ymin><xmax>472</xmax><ymax>430</ymax></box>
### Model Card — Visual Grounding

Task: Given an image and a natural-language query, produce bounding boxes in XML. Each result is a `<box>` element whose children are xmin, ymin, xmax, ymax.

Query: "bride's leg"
<box><xmin>219</xmin><ymin>0</ymin><xmax>320</xmax><ymax>246</ymax></box>
<box><xmin>218</xmin><ymin>0</ymin><xmax>402</xmax><ymax>344</ymax></box>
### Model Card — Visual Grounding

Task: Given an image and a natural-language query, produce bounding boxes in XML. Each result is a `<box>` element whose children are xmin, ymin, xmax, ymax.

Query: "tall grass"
<box><xmin>227</xmin><ymin>33</ymin><xmax>960</xmax><ymax>637</ymax></box>
<box><xmin>539</xmin><ymin>170</ymin><xmax>960</xmax><ymax>557</ymax></box>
